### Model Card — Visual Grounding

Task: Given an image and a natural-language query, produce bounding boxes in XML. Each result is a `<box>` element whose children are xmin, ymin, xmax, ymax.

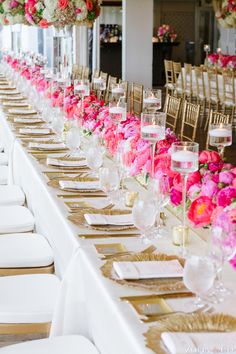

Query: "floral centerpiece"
<box><xmin>25</xmin><ymin>0</ymin><xmax>46</xmax><ymax>27</ymax></box>
<box><xmin>0</xmin><ymin>0</ymin><xmax>26</xmax><ymax>25</ymax></box>
<box><xmin>214</xmin><ymin>0</ymin><xmax>236</xmax><ymax>28</ymax></box>
<box><xmin>153</xmin><ymin>24</ymin><xmax>177</xmax><ymax>43</ymax></box>
<box><xmin>208</xmin><ymin>52</ymin><xmax>236</xmax><ymax>69</ymax></box>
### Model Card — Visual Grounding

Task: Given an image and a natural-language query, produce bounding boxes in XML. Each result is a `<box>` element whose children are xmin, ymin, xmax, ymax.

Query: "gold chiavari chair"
<box><xmin>184</xmin><ymin>63</ymin><xmax>196</xmax><ymax>102</ymax></box>
<box><xmin>105</xmin><ymin>75</ymin><xmax>118</xmax><ymax>103</ymax></box>
<box><xmin>194</xmin><ymin>66</ymin><xmax>207</xmax><ymax>126</ymax></box>
<box><xmin>119</xmin><ymin>79</ymin><xmax>129</xmax><ymax>102</ymax></box>
<box><xmin>173</xmin><ymin>61</ymin><xmax>184</xmax><ymax>98</ymax></box>
<box><xmin>72</xmin><ymin>64</ymin><xmax>83</xmax><ymax>80</ymax></box>
<box><xmin>92</xmin><ymin>69</ymin><xmax>100</xmax><ymax>80</ymax></box>
<box><xmin>82</xmin><ymin>66</ymin><xmax>90</xmax><ymax>80</ymax></box>
<box><xmin>204</xmin><ymin>67</ymin><xmax>220</xmax><ymax>131</ymax></box>
<box><xmin>206</xmin><ymin>110</ymin><xmax>230</xmax><ymax>150</ymax></box>
<box><xmin>164</xmin><ymin>94</ymin><xmax>182</xmax><ymax>133</ymax></box>
<box><xmin>99</xmin><ymin>72</ymin><xmax>108</xmax><ymax>99</ymax></box>
<box><xmin>130</xmin><ymin>83</ymin><xmax>143</xmax><ymax>116</ymax></box>
<box><xmin>221</xmin><ymin>69</ymin><xmax>235</xmax><ymax>124</ymax></box>
<box><xmin>164</xmin><ymin>60</ymin><xmax>175</xmax><ymax>96</ymax></box>
<box><xmin>181</xmin><ymin>100</ymin><xmax>200</xmax><ymax>142</ymax></box>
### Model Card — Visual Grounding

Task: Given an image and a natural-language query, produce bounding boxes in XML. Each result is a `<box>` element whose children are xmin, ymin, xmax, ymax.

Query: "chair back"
<box><xmin>82</xmin><ymin>67</ymin><xmax>90</xmax><ymax>80</ymax></box>
<box><xmin>92</xmin><ymin>69</ymin><xmax>100</xmax><ymax>80</ymax></box>
<box><xmin>164</xmin><ymin>60</ymin><xmax>174</xmax><ymax>86</ymax></box>
<box><xmin>72</xmin><ymin>64</ymin><xmax>83</xmax><ymax>80</ymax></box>
<box><xmin>130</xmin><ymin>83</ymin><xmax>143</xmax><ymax>116</ymax></box>
<box><xmin>206</xmin><ymin>110</ymin><xmax>230</xmax><ymax>150</ymax></box>
<box><xmin>164</xmin><ymin>95</ymin><xmax>182</xmax><ymax>132</ymax></box>
<box><xmin>222</xmin><ymin>69</ymin><xmax>235</xmax><ymax>108</ymax></box>
<box><xmin>119</xmin><ymin>79</ymin><xmax>129</xmax><ymax>102</ymax></box>
<box><xmin>181</xmin><ymin>100</ymin><xmax>200</xmax><ymax>142</ymax></box>
<box><xmin>184</xmin><ymin>63</ymin><xmax>193</xmax><ymax>97</ymax></box>
<box><xmin>194</xmin><ymin>66</ymin><xmax>206</xmax><ymax>99</ymax></box>
<box><xmin>105</xmin><ymin>75</ymin><xmax>118</xmax><ymax>103</ymax></box>
<box><xmin>207</xmin><ymin>67</ymin><xmax>219</xmax><ymax>102</ymax></box>
<box><xmin>173</xmin><ymin>62</ymin><xmax>184</xmax><ymax>95</ymax></box>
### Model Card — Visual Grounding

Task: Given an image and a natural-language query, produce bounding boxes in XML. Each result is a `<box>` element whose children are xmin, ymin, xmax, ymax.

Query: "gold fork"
<box><xmin>101</xmin><ymin>245</ymin><xmax>156</xmax><ymax>260</ymax></box>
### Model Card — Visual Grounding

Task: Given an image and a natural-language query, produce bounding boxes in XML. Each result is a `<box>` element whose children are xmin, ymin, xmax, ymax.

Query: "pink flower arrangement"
<box><xmin>155</xmin><ymin>24</ymin><xmax>177</xmax><ymax>43</ymax></box>
<box><xmin>208</xmin><ymin>53</ymin><xmax>236</xmax><ymax>69</ymax></box>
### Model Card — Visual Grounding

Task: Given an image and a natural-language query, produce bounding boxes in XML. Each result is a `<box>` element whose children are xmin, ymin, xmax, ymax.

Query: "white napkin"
<box><xmin>47</xmin><ymin>157</ymin><xmax>87</xmax><ymax>167</ymax></box>
<box><xmin>59</xmin><ymin>180</ymin><xmax>101</xmax><ymax>191</ymax></box>
<box><xmin>29</xmin><ymin>142</ymin><xmax>66</xmax><ymax>150</ymax></box>
<box><xmin>84</xmin><ymin>213</ymin><xmax>133</xmax><ymax>226</ymax></box>
<box><xmin>20</xmin><ymin>128</ymin><xmax>51</xmax><ymax>135</ymax></box>
<box><xmin>14</xmin><ymin>118</ymin><xmax>42</xmax><ymax>123</ymax></box>
<box><xmin>161</xmin><ymin>332</ymin><xmax>236</xmax><ymax>354</ymax></box>
<box><xmin>9</xmin><ymin>109</ymin><xmax>37</xmax><ymax>114</ymax></box>
<box><xmin>113</xmin><ymin>260</ymin><xmax>183</xmax><ymax>280</ymax></box>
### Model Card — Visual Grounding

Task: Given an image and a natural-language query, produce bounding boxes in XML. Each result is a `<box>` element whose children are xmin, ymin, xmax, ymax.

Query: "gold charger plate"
<box><xmin>68</xmin><ymin>209</ymin><xmax>134</xmax><ymax>231</ymax></box>
<box><xmin>144</xmin><ymin>313</ymin><xmax>236</xmax><ymax>354</ymax></box>
<box><xmin>101</xmin><ymin>253</ymin><xmax>186</xmax><ymax>292</ymax></box>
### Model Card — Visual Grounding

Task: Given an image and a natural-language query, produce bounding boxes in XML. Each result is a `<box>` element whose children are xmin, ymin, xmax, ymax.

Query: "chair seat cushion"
<box><xmin>0</xmin><ymin>153</ymin><xmax>8</xmax><ymax>166</ymax></box>
<box><xmin>0</xmin><ymin>335</ymin><xmax>99</xmax><ymax>354</ymax></box>
<box><xmin>0</xmin><ymin>234</ymin><xmax>54</xmax><ymax>268</ymax></box>
<box><xmin>0</xmin><ymin>166</ymin><xmax>8</xmax><ymax>185</ymax></box>
<box><xmin>0</xmin><ymin>206</ymin><xmax>35</xmax><ymax>233</ymax></box>
<box><xmin>0</xmin><ymin>185</ymin><xmax>25</xmax><ymax>206</ymax></box>
<box><xmin>0</xmin><ymin>274</ymin><xmax>60</xmax><ymax>323</ymax></box>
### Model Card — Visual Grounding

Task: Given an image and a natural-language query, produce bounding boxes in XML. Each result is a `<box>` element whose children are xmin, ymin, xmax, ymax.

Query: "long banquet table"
<box><xmin>1</xmin><ymin>100</ymin><xmax>236</xmax><ymax>354</ymax></box>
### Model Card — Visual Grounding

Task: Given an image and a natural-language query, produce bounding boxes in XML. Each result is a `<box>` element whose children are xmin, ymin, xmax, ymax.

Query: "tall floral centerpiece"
<box><xmin>0</xmin><ymin>0</ymin><xmax>26</xmax><ymax>25</ymax></box>
<box><xmin>214</xmin><ymin>0</ymin><xmax>236</xmax><ymax>28</ymax></box>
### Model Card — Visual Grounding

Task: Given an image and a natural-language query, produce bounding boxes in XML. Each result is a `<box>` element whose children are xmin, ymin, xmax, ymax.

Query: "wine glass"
<box><xmin>132</xmin><ymin>199</ymin><xmax>156</xmax><ymax>244</ymax></box>
<box><xmin>141</xmin><ymin>112</ymin><xmax>166</xmax><ymax>179</ymax></box>
<box><xmin>209</xmin><ymin>123</ymin><xmax>232</xmax><ymax>159</ymax></box>
<box><xmin>99</xmin><ymin>166</ymin><xmax>120</xmax><ymax>204</ymax></box>
<box><xmin>66</xmin><ymin>122</ymin><xmax>81</xmax><ymax>156</ymax></box>
<box><xmin>143</xmin><ymin>89</ymin><xmax>162</xmax><ymax>113</ymax></box>
<box><xmin>171</xmin><ymin>142</ymin><xmax>199</xmax><ymax>256</ymax></box>
<box><xmin>183</xmin><ymin>255</ymin><xmax>215</xmax><ymax>308</ymax></box>
<box><xmin>86</xmin><ymin>147</ymin><xmax>103</xmax><ymax>177</ymax></box>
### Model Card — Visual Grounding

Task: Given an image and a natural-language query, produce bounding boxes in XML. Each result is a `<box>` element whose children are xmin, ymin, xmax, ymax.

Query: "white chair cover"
<box><xmin>0</xmin><ymin>185</ymin><xmax>25</xmax><ymax>206</ymax></box>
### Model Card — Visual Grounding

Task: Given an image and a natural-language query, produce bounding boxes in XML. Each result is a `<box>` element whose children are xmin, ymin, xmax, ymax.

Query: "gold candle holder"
<box><xmin>172</xmin><ymin>225</ymin><xmax>189</xmax><ymax>246</ymax></box>
<box><xmin>125</xmin><ymin>191</ymin><xmax>139</xmax><ymax>208</ymax></box>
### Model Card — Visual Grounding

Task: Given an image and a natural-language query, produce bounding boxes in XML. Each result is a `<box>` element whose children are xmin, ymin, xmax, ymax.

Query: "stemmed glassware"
<box><xmin>141</xmin><ymin>112</ymin><xmax>166</xmax><ymax>179</ymax></box>
<box><xmin>109</xmin><ymin>98</ymin><xmax>127</xmax><ymax>123</ymax></box>
<box><xmin>153</xmin><ymin>175</ymin><xmax>170</xmax><ymax>238</ymax></box>
<box><xmin>111</xmin><ymin>83</ymin><xmax>126</xmax><ymax>103</ymax></box>
<box><xmin>171</xmin><ymin>142</ymin><xmax>199</xmax><ymax>256</ymax></box>
<box><xmin>86</xmin><ymin>146</ymin><xmax>103</xmax><ymax>177</ymax></box>
<box><xmin>143</xmin><ymin>89</ymin><xmax>162</xmax><ymax>113</ymax></box>
<box><xmin>132</xmin><ymin>198</ymin><xmax>156</xmax><ymax>244</ymax></box>
<box><xmin>208</xmin><ymin>123</ymin><xmax>232</xmax><ymax>158</ymax></box>
<box><xmin>183</xmin><ymin>255</ymin><xmax>216</xmax><ymax>308</ymax></box>
<box><xmin>99</xmin><ymin>166</ymin><xmax>120</xmax><ymax>204</ymax></box>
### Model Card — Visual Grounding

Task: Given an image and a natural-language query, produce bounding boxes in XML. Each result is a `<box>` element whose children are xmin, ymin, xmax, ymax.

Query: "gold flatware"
<box><xmin>79</xmin><ymin>233</ymin><xmax>140</xmax><ymax>239</ymax></box>
<box><xmin>58</xmin><ymin>194</ymin><xmax>105</xmax><ymax>198</ymax></box>
<box><xmin>101</xmin><ymin>245</ymin><xmax>156</xmax><ymax>260</ymax></box>
<box><xmin>120</xmin><ymin>292</ymin><xmax>193</xmax><ymax>302</ymax></box>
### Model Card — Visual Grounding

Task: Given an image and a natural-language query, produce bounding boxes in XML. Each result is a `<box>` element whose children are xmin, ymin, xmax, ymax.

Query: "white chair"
<box><xmin>0</xmin><ymin>206</ymin><xmax>34</xmax><ymax>234</ymax></box>
<box><xmin>0</xmin><ymin>274</ymin><xmax>60</xmax><ymax>335</ymax></box>
<box><xmin>0</xmin><ymin>152</ymin><xmax>8</xmax><ymax>166</ymax></box>
<box><xmin>0</xmin><ymin>335</ymin><xmax>100</xmax><ymax>354</ymax></box>
<box><xmin>0</xmin><ymin>234</ymin><xmax>54</xmax><ymax>276</ymax></box>
<box><xmin>0</xmin><ymin>185</ymin><xmax>25</xmax><ymax>206</ymax></box>
<box><xmin>0</xmin><ymin>166</ymin><xmax>8</xmax><ymax>185</ymax></box>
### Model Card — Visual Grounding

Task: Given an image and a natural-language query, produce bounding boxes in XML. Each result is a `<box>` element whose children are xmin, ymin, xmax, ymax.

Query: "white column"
<box><xmin>122</xmin><ymin>0</ymin><xmax>153</xmax><ymax>88</ymax></box>
<box><xmin>73</xmin><ymin>25</ymin><xmax>88</xmax><ymax>66</ymax></box>
<box><xmin>92</xmin><ymin>18</ymin><xmax>100</xmax><ymax>72</ymax></box>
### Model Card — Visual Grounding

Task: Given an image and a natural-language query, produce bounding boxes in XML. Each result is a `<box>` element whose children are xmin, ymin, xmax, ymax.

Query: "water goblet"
<box><xmin>132</xmin><ymin>199</ymin><xmax>156</xmax><ymax>244</ymax></box>
<box><xmin>183</xmin><ymin>255</ymin><xmax>216</xmax><ymax>308</ymax></box>
<box><xmin>99</xmin><ymin>166</ymin><xmax>120</xmax><ymax>204</ymax></box>
<box><xmin>86</xmin><ymin>147</ymin><xmax>103</xmax><ymax>177</ymax></box>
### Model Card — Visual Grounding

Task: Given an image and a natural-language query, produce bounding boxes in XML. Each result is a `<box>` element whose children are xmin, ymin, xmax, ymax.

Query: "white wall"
<box><xmin>122</xmin><ymin>0</ymin><xmax>153</xmax><ymax>88</ymax></box>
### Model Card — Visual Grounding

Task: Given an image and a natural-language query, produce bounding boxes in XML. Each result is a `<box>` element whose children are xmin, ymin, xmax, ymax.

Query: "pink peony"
<box><xmin>188</xmin><ymin>196</ymin><xmax>216</xmax><ymax>227</ymax></box>
<box><xmin>201</xmin><ymin>180</ymin><xmax>219</xmax><ymax>199</ymax></box>
<box><xmin>170</xmin><ymin>188</ymin><xmax>182</xmax><ymax>206</ymax></box>
<box><xmin>217</xmin><ymin>187</ymin><xmax>236</xmax><ymax>208</ymax></box>
<box><xmin>219</xmin><ymin>171</ymin><xmax>234</xmax><ymax>185</ymax></box>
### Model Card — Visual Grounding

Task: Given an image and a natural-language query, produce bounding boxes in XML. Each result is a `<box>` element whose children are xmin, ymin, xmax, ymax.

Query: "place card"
<box><xmin>95</xmin><ymin>243</ymin><xmax>127</xmax><ymax>256</ymax></box>
<box><xmin>129</xmin><ymin>297</ymin><xmax>172</xmax><ymax>318</ymax></box>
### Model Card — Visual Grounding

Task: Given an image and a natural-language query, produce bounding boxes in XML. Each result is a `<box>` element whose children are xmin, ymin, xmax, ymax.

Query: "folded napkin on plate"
<box><xmin>84</xmin><ymin>213</ymin><xmax>133</xmax><ymax>226</ymax></box>
<box><xmin>29</xmin><ymin>142</ymin><xmax>66</xmax><ymax>150</ymax></box>
<box><xmin>9</xmin><ymin>108</ymin><xmax>37</xmax><ymax>114</ymax></box>
<box><xmin>14</xmin><ymin>118</ymin><xmax>42</xmax><ymax>123</ymax></box>
<box><xmin>47</xmin><ymin>157</ymin><xmax>87</xmax><ymax>167</ymax></box>
<box><xmin>161</xmin><ymin>332</ymin><xmax>236</xmax><ymax>354</ymax></box>
<box><xmin>113</xmin><ymin>260</ymin><xmax>183</xmax><ymax>280</ymax></box>
<box><xmin>20</xmin><ymin>128</ymin><xmax>51</xmax><ymax>135</ymax></box>
<box><xmin>59</xmin><ymin>180</ymin><xmax>101</xmax><ymax>191</ymax></box>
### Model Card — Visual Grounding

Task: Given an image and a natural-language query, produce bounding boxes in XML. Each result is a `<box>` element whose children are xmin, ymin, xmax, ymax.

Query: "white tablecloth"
<box><xmin>1</xmin><ymin>107</ymin><xmax>236</xmax><ymax>354</ymax></box>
